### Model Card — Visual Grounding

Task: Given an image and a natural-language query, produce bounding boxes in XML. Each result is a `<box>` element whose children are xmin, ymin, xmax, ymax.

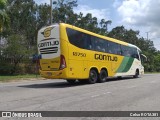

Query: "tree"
<box><xmin>0</xmin><ymin>0</ymin><xmax>9</xmax><ymax>32</ymax></box>
<box><xmin>37</xmin><ymin>3</ymin><xmax>50</xmax><ymax>28</ymax></box>
<box><xmin>154</xmin><ymin>53</ymin><xmax>160</xmax><ymax>71</ymax></box>
<box><xmin>7</xmin><ymin>0</ymin><xmax>38</xmax><ymax>46</ymax></box>
<box><xmin>105</xmin><ymin>20</ymin><xmax>112</xmax><ymax>32</ymax></box>
<box><xmin>3</xmin><ymin>34</ymin><xmax>29</xmax><ymax>74</ymax></box>
<box><xmin>99</xmin><ymin>19</ymin><xmax>112</xmax><ymax>35</ymax></box>
<box><xmin>52</xmin><ymin>0</ymin><xmax>77</xmax><ymax>23</ymax></box>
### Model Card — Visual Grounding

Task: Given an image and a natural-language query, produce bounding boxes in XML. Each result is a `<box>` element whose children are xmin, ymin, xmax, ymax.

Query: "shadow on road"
<box><xmin>18</xmin><ymin>76</ymin><xmax>137</xmax><ymax>89</ymax></box>
<box><xmin>18</xmin><ymin>81</ymin><xmax>88</xmax><ymax>88</ymax></box>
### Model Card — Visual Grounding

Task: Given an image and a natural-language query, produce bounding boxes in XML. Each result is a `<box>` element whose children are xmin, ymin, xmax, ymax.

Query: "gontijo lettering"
<box><xmin>38</xmin><ymin>41</ymin><xmax>59</xmax><ymax>48</ymax></box>
<box><xmin>95</xmin><ymin>54</ymin><xmax>118</xmax><ymax>62</ymax></box>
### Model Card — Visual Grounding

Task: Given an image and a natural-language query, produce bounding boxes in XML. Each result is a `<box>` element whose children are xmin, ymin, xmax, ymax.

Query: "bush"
<box><xmin>0</xmin><ymin>57</ymin><xmax>39</xmax><ymax>75</ymax></box>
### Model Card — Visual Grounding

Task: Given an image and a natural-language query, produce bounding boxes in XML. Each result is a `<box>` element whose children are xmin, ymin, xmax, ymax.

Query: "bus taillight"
<box><xmin>59</xmin><ymin>55</ymin><xmax>66</xmax><ymax>70</ymax></box>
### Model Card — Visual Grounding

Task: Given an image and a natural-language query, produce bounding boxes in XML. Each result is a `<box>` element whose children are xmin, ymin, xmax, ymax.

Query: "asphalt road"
<box><xmin>0</xmin><ymin>74</ymin><xmax>160</xmax><ymax>120</ymax></box>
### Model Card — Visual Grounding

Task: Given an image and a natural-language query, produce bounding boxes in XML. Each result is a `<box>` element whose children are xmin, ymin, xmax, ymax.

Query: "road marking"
<box><xmin>91</xmin><ymin>92</ymin><xmax>112</xmax><ymax>98</ymax></box>
<box><xmin>106</xmin><ymin>92</ymin><xmax>111</xmax><ymax>94</ymax></box>
<box><xmin>127</xmin><ymin>86</ymin><xmax>137</xmax><ymax>88</ymax></box>
<box><xmin>91</xmin><ymin>94</ymin><xmax>100</xmax><ymax>98</ymax></box>
<box><xmin>150</xmin><ymin>81</ymin><xmax>157</xmax><ymax>83</ymax></box>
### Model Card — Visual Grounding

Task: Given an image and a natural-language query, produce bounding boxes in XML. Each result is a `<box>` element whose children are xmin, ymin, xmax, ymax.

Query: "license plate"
<box><xmin>47</xmin><ymin>72</ymin><xmax>52</xmax><ymax>76</ymax></box>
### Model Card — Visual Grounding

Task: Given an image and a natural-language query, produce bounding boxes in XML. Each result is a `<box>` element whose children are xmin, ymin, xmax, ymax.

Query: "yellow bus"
<box><xmin>37</xmin><ymin>23</ymin><xmax>146</xmax><ymax>84</ymax></box>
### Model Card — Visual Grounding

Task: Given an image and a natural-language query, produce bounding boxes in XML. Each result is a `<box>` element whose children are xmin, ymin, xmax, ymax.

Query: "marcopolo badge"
<box><xmin>41</xmin><ymin>27</ymin><xmax>54</xmax><ymax>38</ymax></box>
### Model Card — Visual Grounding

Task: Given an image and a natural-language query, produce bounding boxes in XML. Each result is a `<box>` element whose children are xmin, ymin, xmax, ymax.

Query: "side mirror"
<box><xmin>140</xmin><ymin>54</ymin><xmax>147</xmax><ymax>63</ymax></box>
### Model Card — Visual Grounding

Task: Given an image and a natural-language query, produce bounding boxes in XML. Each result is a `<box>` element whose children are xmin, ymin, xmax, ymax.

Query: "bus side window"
<box><xmin>95</xmin><ymin>37</ymin><xmax>106</xmax><ymax>52</ymax></box>
<box><xmin>117</xmin><ymin>44</ymin><xmax>122</xmax><ymax>55</ymax></box>
<box><xmin>91</xmin><ymin>36</ymin><xmax>100</xmax><ymax>51</ymax></box>
<box><xmin>84</xmin><ymin>34</ymin><xmax>92</xmax><ymax>50</ymax></box>
<box><xmin>95</xmin><ymin>39</ymin><xmax>101</xmax><ymax>52</ymax></box>
<box><xmin>107</xmin><ymin>41</ymin><xmax>119</xmax><ymax>54</ymax></box>
<box><xmin>121</xmin><ymin>45</ymin><xmax>131</xmax><ymax>57</ymax></box>
<box><xmin>79</xmin><ymin>33</ymin><xmax>86</xmax><ymax>49</ymax></box>
<box><xmin>106</xmin><ymin>41</ymin><xmax>112</xmax><ymax>53</ymax></box>
<box><xmin>100</xmin><ymin>39</ymin><xmax>106</xmax><ymax>52</ymax></box>
<box><xmin>88</xmin><ymin>37</ymin><xmax>92</xmax><ymax>50</ymax></box>
<box><xmin>90</xmin><ymin>36</ymin><xmax>96</xmax><ymax>51</ymax></box>
<box><xmin>131</xmin><ymin>48</ymin><xmax>139</xmax><ymax>60</ymax></box>
<box><xmin>113</xmin><ymin>43</ymin><xmax>121</xmax><ymax>55</ymax></box>
<box><xmin>67</xmin><ymin>28</ymin><xmax>87</xmax><ymax>49</ymax></box>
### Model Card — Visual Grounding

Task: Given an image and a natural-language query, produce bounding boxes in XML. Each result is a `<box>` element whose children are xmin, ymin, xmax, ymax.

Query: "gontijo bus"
<box><xmin>37</xmin><ymin>23</ymin><xmax>146</xmax><ymax>84</ymax></box>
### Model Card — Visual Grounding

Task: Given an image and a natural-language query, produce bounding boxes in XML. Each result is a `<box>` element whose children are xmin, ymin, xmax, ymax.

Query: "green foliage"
<box><xmin>0</xmin><ymin>58</ymin><xmax>14</xmax><ymax>75</ymax></box>
<box><xmin>2</xmin><ymin>34</ymin><xmax>30</xmax><ymax>74</ymax></box>
<box><xmin>7</xmin><ymin>0</ymin><xmax>37</xmax><ymax>45</ymax></box>
<box><xmin>37</xmin><ymin>3</ymin><xmax>50</xmax><ymax>27</ymax></box>
<box><xmin>52</xmin><ymin>0</ymin><xmax>77</xmax><ymax>23</ymax></box>
<box><xmin>0</xmin><ymin>0</ymin><xmax>10</xmax><ymax>32</ymax></box>
<box><xmin>154</xmin><ymin>54</ymin><xmax>160</xmax><ymax>71</ymax></box>
<box><xmin>0</xmin><ymin>0</ymin><xmax>7</xmax><ymax>9</ymax></box>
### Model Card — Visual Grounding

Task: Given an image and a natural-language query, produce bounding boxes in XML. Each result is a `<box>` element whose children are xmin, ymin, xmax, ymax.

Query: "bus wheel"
<box><xmin>99</xmin><ymin>69</ymin><xmax>107</xmax><ymax>83</ymax></box>
<box><xmin>66</xmin><ymin>79</ymin><xmax>76</xmax><ymax>84</ymax></box>
<box><xmin>88</xmin><ymin>69</ymin><xmax>98</xmax><ymax>84</ymax></box>
<box><xmin>117</xmin><ymin>76</ymin><xmax>122</xmax><ymax>79</ymax></box>
<box><xmin>133</xmin><ymin>70</ymin><xmax>139</xmax><ymax>78</ymax></box>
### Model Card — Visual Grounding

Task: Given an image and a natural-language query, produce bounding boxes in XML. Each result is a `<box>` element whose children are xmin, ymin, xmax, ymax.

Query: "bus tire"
<box><xmin>66</xmin><ymin>79</ymin><xmax>76</xmax><ymax>84</ymax></box>
<box><xmin>117</xmin><ymin>76</ymin><xmax>122</xmax><ymax>79</ymax></box>
<box><xmin>133</xmin><ymin>69</ymin><xmax>139</xmax><ymax>78</ymax></box>
<box><xmin>99</xmin><ymin>69</ymin><xmax>108</xmax><ymax>83</ymax></box>
<box><xmin>88</xmin><ymin>69</ymin><xmax>98</xmax><ymax>84</ymax></box>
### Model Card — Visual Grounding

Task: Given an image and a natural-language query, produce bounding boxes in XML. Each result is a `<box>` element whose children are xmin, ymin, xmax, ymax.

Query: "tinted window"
<box><xmin>121</xmin><ymin>45</ymin><xmax>131</xmax><ymax>57</ymax></box>
<box><xmin>91</xmin><ymin>36</ymin><xmax>107</xmax><ymax>52</ymax></box>
<box><xmin>131</xmin><ymin>48</ymin><xmax>139</xmax><ymax>60</ymax></box>
<box><xmin>107</xmin><ymin>41</ymin><xmax>121</xmax><ymax>55</ymax></box>
<box><xmin>67</xmin><ymin>28</ymin><xmax>84</xmax><ymax>48</ymax></box>
<box><xmin>66</xmin><ymin>28</ymin><xmax>139</xmax><ymax>58</ymax></box>
<box><xmin>121</xmin><ymin>45</ymin><xmax>139</xmax><ymax>59</ymax></box>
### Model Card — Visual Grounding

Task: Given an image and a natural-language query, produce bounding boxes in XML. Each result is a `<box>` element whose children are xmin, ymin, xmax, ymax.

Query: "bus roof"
<box><xmin>60</xmin><ymin>23</ymin><xmax>141</xmax><ymax>50</ymax></box>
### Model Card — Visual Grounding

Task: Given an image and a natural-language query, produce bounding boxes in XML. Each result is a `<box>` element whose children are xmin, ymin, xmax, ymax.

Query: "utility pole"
<box><xmin>50</xmin><ymin>0</ymin><xmax>53</xmax><ymax>25</ymax></box>
<box><xmin>146</xmin><ymin>31</ymin><xmax>150</xmax><ymax>40</ymax></box>
<box><xmin>0</xmin><ymin>25</ymin><xmax>3</xmax><ymax>55</ymax></box>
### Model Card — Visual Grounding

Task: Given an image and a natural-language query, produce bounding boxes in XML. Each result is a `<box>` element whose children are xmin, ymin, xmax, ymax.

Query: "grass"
<box><xmin>0</xmin><ymin>74</ymin><xmax>42</xmax><ymax>82</ymax></box>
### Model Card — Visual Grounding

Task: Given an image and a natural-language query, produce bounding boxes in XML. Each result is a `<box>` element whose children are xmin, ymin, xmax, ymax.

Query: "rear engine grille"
<box><xmin>40</xmin><ymin>47</ymin><xmax>58</xmax><ymax>54</ymax></box>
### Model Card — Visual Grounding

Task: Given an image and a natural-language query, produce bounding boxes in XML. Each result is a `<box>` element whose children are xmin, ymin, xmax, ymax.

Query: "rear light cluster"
<box><xmin>59</xmin><ymin>55</ymin><xmax>66</xmax><ymax>70</ymax></box>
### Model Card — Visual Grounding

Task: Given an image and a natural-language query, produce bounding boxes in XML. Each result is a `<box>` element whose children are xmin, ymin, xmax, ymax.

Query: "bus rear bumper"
<box><xmin>39</xmin><ymin>70</ymin><xmax>64</xmax><ymax>79</ymax></box>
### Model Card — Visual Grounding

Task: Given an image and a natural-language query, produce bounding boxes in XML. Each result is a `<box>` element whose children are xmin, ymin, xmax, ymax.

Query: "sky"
<box><xmin>35</xmin><ymin>0</ymin><xmax>160</xmax><ymax>50</ymax></box>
